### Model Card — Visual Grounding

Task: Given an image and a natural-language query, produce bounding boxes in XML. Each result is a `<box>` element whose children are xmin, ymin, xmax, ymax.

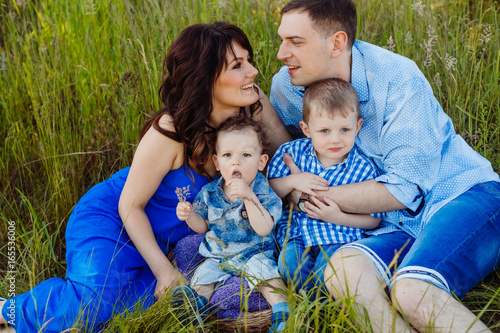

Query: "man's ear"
<box><xmin>299</xmin><ymin>121</ymin><xmax>311</xmax><ymax>138</ymax></box>
<box><xmin>329</xmin><ymin>31</ymin><xmax>348</xmax><ymax>58</ymax></box>
<box><xmin>258</xmin><ymin>154</ymin><xmax>269</xmax><ymax>171</ymax></box>
<box><xmin>212</xmin><ymin>154</ymin><xmax>220</xmax><ymax>171</ymax></box>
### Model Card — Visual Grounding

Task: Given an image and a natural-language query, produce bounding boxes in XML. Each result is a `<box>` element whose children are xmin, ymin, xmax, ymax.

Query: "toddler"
<box><xmin>174</xmin><ymin>116</ymin><xmax>289</xmax><ymax>332</ymax></box>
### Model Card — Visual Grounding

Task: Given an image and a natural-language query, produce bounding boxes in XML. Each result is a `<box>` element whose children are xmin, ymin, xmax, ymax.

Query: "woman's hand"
<box><xmin>154</xmin><ymin>268</ymin><xmax>187</xmax><ymax>300</ymax></box>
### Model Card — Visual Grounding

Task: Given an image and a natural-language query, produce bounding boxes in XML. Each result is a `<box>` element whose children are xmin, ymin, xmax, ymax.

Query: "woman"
<box><xmin>0</xmin><ymin>21</ymin><xmax>288</xmax><ymax>332</ymax></box>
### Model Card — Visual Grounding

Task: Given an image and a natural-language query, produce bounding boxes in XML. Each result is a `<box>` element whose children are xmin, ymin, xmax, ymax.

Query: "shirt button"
<box><xmin>398</xmin><ymin>222</ymin><xmax>403</xmax><ymax>226</ymax></box>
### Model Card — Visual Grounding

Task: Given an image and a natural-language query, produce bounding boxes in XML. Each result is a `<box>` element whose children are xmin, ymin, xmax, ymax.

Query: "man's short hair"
<box><xmin>282</xmin><ymin>0</ymin><xmax>357</xmax><ymax>49</ymax></box>
<box><xmin>302</xmin><ymin>77</ymin><xmax>360</xmax><ymax>122</ymax></box>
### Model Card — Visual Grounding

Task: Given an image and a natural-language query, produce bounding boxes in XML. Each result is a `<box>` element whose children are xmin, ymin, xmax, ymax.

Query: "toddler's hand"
<box><xmin>226</xmin><ymin>178</ymin><xmax>253</xmax><ymax>201</ymax></box>
<box><xmin>176</xmin><ymin>201</ymin><xmax>193</xmax><ymax>221</ymax></box>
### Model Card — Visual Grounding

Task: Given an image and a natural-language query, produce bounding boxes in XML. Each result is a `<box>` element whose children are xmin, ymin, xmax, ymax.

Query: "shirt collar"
<box><xmin>350</xmin><ymin>41</ymin><xmax>369</xmax><ymax>102</ymax></box>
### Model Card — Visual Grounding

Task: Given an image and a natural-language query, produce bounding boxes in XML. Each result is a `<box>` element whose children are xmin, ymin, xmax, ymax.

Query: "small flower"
<box><xmin>218</xmin><ymin>0</ymin><xmax>227</xmax><ymax>9</ymax></box>
<box><xmin>433</xmin><ymin>73</ymin><xmax>442</xmax><ymax>88</ymax></box>
<box><xmin>383</xmin><ymin>35</ymin><xmax>396</xmax><ymax>53</ymax></box>
<box><xmin>86</xmin><ymin>0</ymin><xmax>97</xmax><ymax>15</ymax></box>
<box><xmin>426</xmin><ymin>25</ymin><xmax>437</xmax><ymax>40</ymax></box>
<box><xmin>444</xmin><ymin>53</ymin><xmax>457</xmax><ymax>72</ymax></box>
<box><xmin>422</xmin><ymin>38</ymin><xmax>435</xmax><ymax>67</ymax></box>
<box><xmin>175</xmin><ymin>185</ymin><xmax>191</xmax><ymax>202</ymax></box>
<box><xmin>411</xmin><ymin>1</ymin><xmax>426</xmax><ymax>17</ymax></box>
<box><xmin>479</xmin><ymin>26</ymin><xmax>492</xmax><ymax>45</ymax></box>
<box><xmin>405</xmin><ymin>31</ymin><xmax>414</xmax><ymax>44</ymax></box>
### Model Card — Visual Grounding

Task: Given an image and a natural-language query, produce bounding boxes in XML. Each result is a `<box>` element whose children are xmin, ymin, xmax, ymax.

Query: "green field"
<box><xmin>1</xmin><ymin>0</ymin><xmax>499</xmax><ymax>331</ymax></box>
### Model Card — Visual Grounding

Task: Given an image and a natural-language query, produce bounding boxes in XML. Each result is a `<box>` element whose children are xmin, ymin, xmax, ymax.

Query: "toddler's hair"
<box><xmin>214</xmin><ymin>115</ymin><xmax>269</xmax><ymax>155</ymax></box>
<box><xmin>303</xmin><ymin>77</ymin><xmax>360</xmax><ymax>122</ymax></box>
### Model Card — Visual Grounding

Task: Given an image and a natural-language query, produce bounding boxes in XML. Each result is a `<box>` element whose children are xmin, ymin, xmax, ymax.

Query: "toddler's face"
<box><xmin>213</xmin><ymin>129</ymin><xmax>268</xmax><ymax>186</ymax></box>
<box><xmin>300</xmin><ymin>107</ymin><xmax>363</xmax><ymax>167</ymax></box>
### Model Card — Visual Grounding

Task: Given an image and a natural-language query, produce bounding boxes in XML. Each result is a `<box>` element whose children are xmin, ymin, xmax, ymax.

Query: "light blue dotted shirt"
<box><xmin>268</xmin><ymin>139</ymin><xmax>385</xmax><ymax>247</ymax></box>
<box><xmin>193</xmin><ymin>172</ymin><xmax>282</xmax><ymax>262</ymax></box>
<box><xmin>270</xmin><ymin>40</ymin><xmax>499</xmax><ymax>238</ymax></box>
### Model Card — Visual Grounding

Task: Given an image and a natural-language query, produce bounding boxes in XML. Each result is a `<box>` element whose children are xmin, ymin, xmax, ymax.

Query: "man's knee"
<box><xmin>324</xmin><ymin>248</ymin><xmax>372</xmax><ymax>277</ymax></box>
<box><xmin>323</xmin><ymin>248</ymin><xmax>373</xmax><ymax>295</ymax></box>
<box><xmin>390</xmin><ymin>277</ymin><xmax>439</xmax><ymax>317</ymax></box>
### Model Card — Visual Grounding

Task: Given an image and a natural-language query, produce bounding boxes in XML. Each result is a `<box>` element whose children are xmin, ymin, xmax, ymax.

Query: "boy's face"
<box><xmin>213</xmin><ymin>129</ymin><xmax>268</xmax><ymax>187</ymax></box>
<box><xmin>300</xmin><ymin>107</ymin><xmax>363</xmax><ymax>167</ymax></box>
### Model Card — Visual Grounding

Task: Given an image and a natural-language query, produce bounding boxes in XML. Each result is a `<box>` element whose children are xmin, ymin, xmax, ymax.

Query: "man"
<box><xmin>270</xmin><ymin>0</ymin><xmax>500</xmax><ymax>332</ymax></box>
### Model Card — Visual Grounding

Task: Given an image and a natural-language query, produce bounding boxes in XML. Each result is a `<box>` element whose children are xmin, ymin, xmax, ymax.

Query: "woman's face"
<box><xmin>210</xmin><ymin>42</ymin><xmax>259</xmax><ymax>125</ymax></box>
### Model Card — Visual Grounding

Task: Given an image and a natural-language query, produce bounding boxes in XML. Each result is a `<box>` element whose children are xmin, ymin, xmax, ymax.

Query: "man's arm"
<box><xmin>319</xmin><ymin>179</ymin><xmax>406</xmax><ymax>214</ymax></box>
<box><xmin>283</xmin><ymin>153</ymin><xmax>406</xmax><ymax>214</ymax></box>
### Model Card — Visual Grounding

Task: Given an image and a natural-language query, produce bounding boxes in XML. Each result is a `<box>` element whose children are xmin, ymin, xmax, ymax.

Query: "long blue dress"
<box><xmin>2</xmin><ymin>166</ymin><xmax>209</xmax><ymax>332</ymax></box>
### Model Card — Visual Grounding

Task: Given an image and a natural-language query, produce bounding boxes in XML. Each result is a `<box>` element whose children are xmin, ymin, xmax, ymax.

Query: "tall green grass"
<box><xmin>1</xmin><ymin>0</ymin><xmax>499</xmax><ymax>331</ymax></box>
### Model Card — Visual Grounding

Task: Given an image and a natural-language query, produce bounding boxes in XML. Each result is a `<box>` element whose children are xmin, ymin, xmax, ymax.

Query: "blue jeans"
<box><xmin>394</xmin><ymin>181</ymin><xmax>500</xmax><ymax>298</ymax></box>
<box><xmin>346</xmin><ymin>181</ymin><xmax>500</xmax><ymax>299</ymax></box>
<box><xmin>278</xmin><ymin>237</ymin><xmax>341</xmax><ymax>295</ymax></box>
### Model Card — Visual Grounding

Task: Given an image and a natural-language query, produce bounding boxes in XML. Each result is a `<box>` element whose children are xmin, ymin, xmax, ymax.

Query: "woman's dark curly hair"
<box><xmin>140</xmin><ymin>21</ymin><xmax>262</xmax><ymax>178</ymax></box>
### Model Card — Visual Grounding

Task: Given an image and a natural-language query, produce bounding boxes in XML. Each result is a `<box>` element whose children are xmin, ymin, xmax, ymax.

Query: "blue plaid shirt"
<box><xmin>270</xmin><ymin>40</ymin><xmax>499</xmax><ymax>238</ymax></box>
<box><xmin>268</xmin><ymin>139</ymin><xmax>384</xmax><ymax>247</ymax></box>
<box><xmin>193</xmin><ymin>172</ymin><xmax>282</xmax><ymax>262</ymax></box>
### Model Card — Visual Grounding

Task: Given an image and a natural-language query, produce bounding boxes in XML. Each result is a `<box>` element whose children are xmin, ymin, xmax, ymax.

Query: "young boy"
<box><xmin>268</xmin><ymin>77</ymin><xmax>384</xmax><ymax>293</ymax></box>
<box><xmin>174</xmin><ymin>116</ymin><xmax>289</xmax><ymax>332</ymax></box>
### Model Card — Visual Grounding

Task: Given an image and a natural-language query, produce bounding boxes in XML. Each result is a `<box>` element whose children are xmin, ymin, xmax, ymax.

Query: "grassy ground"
<box><xmin>1</xmin><ymin>0</ymin><xmax>499</xmax><ymax>331</ymax></box>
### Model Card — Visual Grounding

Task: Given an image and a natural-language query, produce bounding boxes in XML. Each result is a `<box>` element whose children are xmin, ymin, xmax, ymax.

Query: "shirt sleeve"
<box><xmin>258</xmin><ymin>183</ymin><xmax>283</xmax><ymax>226</ymax></box>
<box><xmin>270</xmin><ymin>67</ymin><xmax>306</xmax><ymax>139</ymax></box>
<box><xmin>193</xmin><ymin>186</ymin><xmax>209</xmax><ymax>220</ymax></box>
<box><xmin>267</xmin><ymin>142</ymin><xmax>292</xmax><ymax>179</ymax></box>
<box><xmin>375</xmin><ymin>73</ymin><xmax>450</xmax><ymax>213</ymax></box>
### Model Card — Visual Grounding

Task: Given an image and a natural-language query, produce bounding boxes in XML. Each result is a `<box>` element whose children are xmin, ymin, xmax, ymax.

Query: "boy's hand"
<box><xmin>289</xmin><ymin>172</ymin><xmax>329</xmax><ymax>197</ymax></box>
<box><xmin>176</xmin><ymin>201</ymin><xmax>193</xmax><ymax>221</ymax></box>
<box><xmin>226</xmin><ymin>178</ymin><xmax>254</xmax><ymax>201</ymax></box>
<box><xmin>304</xmin><ymin>196</ymin><xmax>343</xmax><ymax>223</ymax></box>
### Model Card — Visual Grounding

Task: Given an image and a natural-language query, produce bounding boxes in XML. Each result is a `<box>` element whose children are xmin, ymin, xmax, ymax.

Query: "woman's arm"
<box><xmin>118</xmin><ymin>116</ymin><xmax>184</xmax><ymax>299</ymax></box>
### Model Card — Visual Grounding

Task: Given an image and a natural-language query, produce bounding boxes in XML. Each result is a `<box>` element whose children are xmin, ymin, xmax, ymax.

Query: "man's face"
<box><xmin>277</xmin><ymin>10</ymin><xmax>336</xmax><ymax>86</ymax></box>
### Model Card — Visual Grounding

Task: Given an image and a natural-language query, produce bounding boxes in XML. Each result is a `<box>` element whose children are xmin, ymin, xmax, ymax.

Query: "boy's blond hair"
<box><xmin>303</xmin><ymin>77</ymin><xmax>360</xmax><ymax>122</ymax></box>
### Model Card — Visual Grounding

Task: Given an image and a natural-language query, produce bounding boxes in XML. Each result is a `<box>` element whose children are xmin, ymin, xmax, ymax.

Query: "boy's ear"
<box><xmin>212</xmin><ymin>154</ymin><xmax>220</xmax><ymax>171</ymax></box>
<box><xmin>258</xmin><ymin>154</ymin><xmax>269</xmax><ymax>171</ymax></box>
<box><xmin>299</xmin><ymin>121</ymin><xmax>311</xmax><ymax>138</ymax></box>
<box><xmin>356</xmin><ymin>118</ymin><xmax>364</xmax><ymax>134</ymax></box>
<box><xmin>329</xmin><ymin>31</ymin><xmax>348</xmax><ymax>58</ymax></box>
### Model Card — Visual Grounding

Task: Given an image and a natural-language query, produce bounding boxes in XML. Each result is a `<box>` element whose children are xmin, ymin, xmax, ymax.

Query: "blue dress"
<box><xmin>2</xmin><ymin>166</ymin><xmax>209</xmax><ymax>332</ymax></box>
